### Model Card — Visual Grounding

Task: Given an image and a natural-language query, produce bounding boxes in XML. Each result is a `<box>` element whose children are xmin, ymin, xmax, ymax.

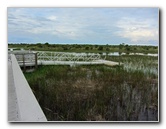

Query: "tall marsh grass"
<box><xmin>24</xmin><ymin>56</ymin><xmax>158</xmax><ymax>121</ymax></box>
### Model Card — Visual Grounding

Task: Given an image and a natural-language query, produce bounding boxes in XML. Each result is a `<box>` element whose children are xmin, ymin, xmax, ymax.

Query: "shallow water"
<box><xmin>35</xmin><ymin>51</ymin><xmax>158</xmax><ymax>57</ymax></box>
<box><xmin>83</xmin><ymin>52</ymin><xmax>158</xmax><ymax>57</ymax></box>
<box><xmin>124</xmin><ymin>62</ymin><xmax>158</xmax><ymax>76</ymax></box>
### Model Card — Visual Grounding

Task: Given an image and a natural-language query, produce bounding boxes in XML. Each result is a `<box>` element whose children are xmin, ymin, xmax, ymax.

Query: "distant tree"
<box><xmin>75</xmin><ymin>44</ymin><xmax>81</xmax><ymax>48</ymax></box>
<box><xmin>119</xmin><ymin>44</ymin><xmax>124</xmax><ymax>49</ymax></box>
<box><xmin>98</xmin><ymin>46</ymin><xmax>103</xmax><ymax>51</ymax></box>
<box><xmin>31</xmin><ymin>47</ymin><xmax>36</xmax><ymax>50</ymax></box>
<box><xmin>95</xmin><ymin>45</ymin><xmax>98</xmax><ymax>48</ymax></box>
<box><xmin>106</xmin><ymin>47</ymin><xmax>110</xmax><ymax>51</ymax></box>
<box><xmin>85</xmin><ymin>46</ymin><xmax>89</xmax><ymax>50</ymax></box>
<box><xmin>126</xmin><ymin>47</ymin><xmax>130</xmax><ymax>51</ymax></box>
<box><xmin>52</xmin><ymin>44</ymin><xmax>56</xmax><ymax>48</ymax></box>
<box><xmin>125</xmin><ymin>44</ymin><xmax>130</xmax><ymax>51</ymax></box>
<box><xmin>154</xmin><ymin>46</ymin><xmax>158</xmax><ymax>49</ymax></box>
<box><xmin>45</xmin><ymin>42</ymin><xmax>49</xmax><ymax>47</ymax></box>
<box><xmin>63</xmin><ymin>46</ymin><xmax>68</xmax><ymax>50</ymax></box>
<box><xmin>36</xmin><ymin>43</ymin><xmax>42</xmax><ymax>48</ymax></box>
<box><xmin>125</xmin><ymin>44</ymin><xmax>129</xmax><ymax>47</ymax></box>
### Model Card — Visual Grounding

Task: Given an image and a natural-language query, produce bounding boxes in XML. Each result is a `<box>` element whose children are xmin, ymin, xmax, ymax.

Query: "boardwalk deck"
<box><xmin>18</xmin><ymin>60</ymin><xmax>122</xmax><ymax>67</ymax></box>
<box><xmin>96</xmin><ymin>60</ymin><xmax>121</xmax><ymax>66</ymax></box>
<box><xmin>8</xmin><ymin>52</ymin><xmax>122</xmax><ymax>121</ymax></box>
<box><xmin>8</xmin><ymin>61</ymin><xmax>20</xmax><ymax>121</ymax></box>
<box><xmin>8</xmin><ymin>55</ymin><xmax>47</xmax><ymax>122</ymax></box>
<box><xmin>11</xmin><ymin>51</ymin><xmax>122</xmax><ymax>67</ymax></box>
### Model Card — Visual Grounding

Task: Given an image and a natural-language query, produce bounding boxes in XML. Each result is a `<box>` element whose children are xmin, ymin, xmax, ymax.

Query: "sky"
<box><xmin>8</xmin><ymin>8</ymin><xmax>159</xmax><ymax>46</ymax></box>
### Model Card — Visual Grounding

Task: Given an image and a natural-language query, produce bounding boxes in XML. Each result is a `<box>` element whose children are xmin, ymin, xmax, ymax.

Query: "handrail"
<box><xmin>10</xmin><ymin>54</ymin><xmax>47</xmax><ymax>122</ymax></box>
<box><xmin>37</xmin><ymin>52</ymin><xmax>102</xmax><ymax>62</ymax></box>
<box><xmin>14</xmin><ymin>53</ymin><xmax>38</xmax><ymax>71</ymax></box>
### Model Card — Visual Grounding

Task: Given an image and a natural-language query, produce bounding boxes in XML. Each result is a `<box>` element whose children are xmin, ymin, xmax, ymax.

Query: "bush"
<box><xmin>98</xmin><ymin>46</ymin><xmax>103</xmax><ymax>51</ymax></box>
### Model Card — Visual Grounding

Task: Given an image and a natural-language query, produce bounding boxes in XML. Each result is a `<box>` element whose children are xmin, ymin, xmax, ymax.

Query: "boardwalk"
<box><xmin>8</xmin><ymin>61</ymin><xmax>20</xmax><ymax>121</ymax></box>
<box><xmin>37</xmin><ymin>60</ymin><xmax>120</xmax><ymax>66</ymax></box>
<box><xmin>8</xmin><ymin>55</ymin><xmax>47</xmax><ymax>122</ymax></box>
<box><xmin>8</xmin><ymin>52</ymin><xmax>119</xmax><ymax>122</ymax></box>
<box><xmin>12</xmin><ymin>51</ymin><xmax>122</xmax><ymax>67</ymax></box>
<box><xmin>8</xmin><ymin>51</ymin><xmax>121</xmax><ymax>121</ymax></box>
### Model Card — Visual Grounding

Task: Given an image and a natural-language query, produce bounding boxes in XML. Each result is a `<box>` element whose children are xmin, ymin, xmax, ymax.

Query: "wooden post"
<box><xmin>119</xmin><ymin>53</ymin><xmax>120</xmax><ymax>66</ymax></box>
<box><xmin>119</xmin><ymin>45</ymin><xmax>121</xmax><ymax>66</ymax></box>
<box><xmin>35</xmin><ymin>53</ymin><xmax>38</xmax><ymax>69</ymax></box>
<box><xmin>23</xmin><ymin>54</ymin><xmax>26</xmax><ymax>72</ymax></box>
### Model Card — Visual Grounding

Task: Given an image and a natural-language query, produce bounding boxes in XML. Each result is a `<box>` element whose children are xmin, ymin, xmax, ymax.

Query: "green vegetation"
<box><xmin>8</xmin><ymin>43</ymin><xmax>158</xmax><ymax>53</ymax></box>
<box><xmin>24</xmin><ymin>55</ymin><xmax>158</xmax><ymax>121</ymax></box>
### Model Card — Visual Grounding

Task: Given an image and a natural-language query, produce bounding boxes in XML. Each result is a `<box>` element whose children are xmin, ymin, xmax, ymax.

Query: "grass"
<box><xmin>24</xmin><ymin>55</ymin><xmax>158</xmax><ymax>121</ymax></box>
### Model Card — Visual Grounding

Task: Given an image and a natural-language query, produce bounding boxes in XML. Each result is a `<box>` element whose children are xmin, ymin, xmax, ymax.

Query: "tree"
<box><xmin>126</xmin><ymin>47</ymin><xmax>130</xmax><ymax>51</ymax></box>
<box><xmin>63</xmin><ymin>46</ymin><xmax>68</xmax><ymax>50</ymax></box>
<box><xmin>85</xmin><ymin>46</ymin><xmax>89</xmax><ymax>50</ymax></box>
<box><xmin>98</xmin><ymin>46</ymin><xmax>103</xmax><ymax>51</ymax></box>
<box><xmin>125</xmin><ymin>44</ymin><xmax>130</xmax><ymax>51</ymax></box>
<box><xmin>36</xmin><ymin>43</ymin><xmax>42</xmax><ymax>48</ymax></box>
<box><xmin>95</xmin><ymin>45</ymin><xmax>98</xmax><ymax>48</ymax></box>
<box><xmin>45</xmin><ymin>42</ymin><xmax>49</xmax><ymax>47</ymax></box>
<box><xmin>106</xmin><ymin>48</ymin><xmax>110</xmax><ymax>51</ymax></box>
<box><xmin>134</xmin><ymin>47</ymin><xmax>137</xmax><ymax>50</ymax></box>
<box><xmin>119</xmin><ymin>44</ymin><xmax>124</xmax><ymax>49</ymax></box>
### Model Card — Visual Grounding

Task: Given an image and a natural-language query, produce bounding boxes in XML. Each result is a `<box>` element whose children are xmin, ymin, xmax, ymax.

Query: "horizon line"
<box><xmin>8</xmin><ymin>42</ymin><xmax>158</xmax><ymax>46</ymax></box>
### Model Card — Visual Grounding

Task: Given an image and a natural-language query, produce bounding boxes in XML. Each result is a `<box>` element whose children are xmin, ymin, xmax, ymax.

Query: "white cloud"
<box><xmin>115</xmin><ymin>17</ymin><xmax>158</xmax><ymax>43</ymax></box>
<box><xmin>47</xmin><ymin>16</ymin><xmax>57</xmax><ymax>21</ymax></box>
<box><xmin>120</xmin><ymin>28</ymin><xmax>158</xmax><ymax>42</ymax></box>
<box><xmin>8</xmin><ymin>8</ymin><xmax>159</xmax><ymax>45</ymax></box>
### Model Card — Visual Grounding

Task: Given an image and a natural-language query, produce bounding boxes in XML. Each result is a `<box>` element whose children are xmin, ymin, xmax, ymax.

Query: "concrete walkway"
<box><xmin>8</xmin><ymin>61</ymin><xmax>20</xmax><ymax>121</ymax></box>
<box><xmin>18</xmin><ymin>60</ymin><xmax>122</xmax><ymax>67</ymax></box>
<box><xmin>96</xmin><ymin>60</ymin><xmax>121</xmax><ymax>66</ymax></box>
<box><xmin>8</xmin><ymin>55</ymin><xmax>47</xmax><ymax>122</ymax></box>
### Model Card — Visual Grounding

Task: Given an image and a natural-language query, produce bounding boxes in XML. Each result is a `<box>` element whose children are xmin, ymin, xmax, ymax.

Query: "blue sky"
<box><xmin>8</xmin><ymin>8</ymin><xmax>159</xmax><ymax>45</ymax></box>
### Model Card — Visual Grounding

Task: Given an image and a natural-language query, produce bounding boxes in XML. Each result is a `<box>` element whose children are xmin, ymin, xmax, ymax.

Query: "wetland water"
<box><xmin>35</xmin><ymin>50</ymin><xmax>158</xmax><ymax>57</ymax></box>
<box><xmin>24</xmin><ymin>54</ymin><xmax>158</xmax><ymax>121</ymax></box>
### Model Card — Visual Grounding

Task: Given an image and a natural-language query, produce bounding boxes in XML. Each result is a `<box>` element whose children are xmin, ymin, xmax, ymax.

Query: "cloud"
<box><xmin>47</xmin><ymin>16</ymin><xmax>57</xmax><ymax>21</ymax></box>
<box><xmin>8</xmin><ymin>8</ymin><xmax>117</xmax><ymax>41</ymax></box>
<box><xmin>115</xmin><ymin>17</ymin><xmax>158</xmax><ymax>43</ymax></box>
<box><xmin>8</xmin><ymin>8</ymin><xmax>159</xmax><ymax>45</ymax></box>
